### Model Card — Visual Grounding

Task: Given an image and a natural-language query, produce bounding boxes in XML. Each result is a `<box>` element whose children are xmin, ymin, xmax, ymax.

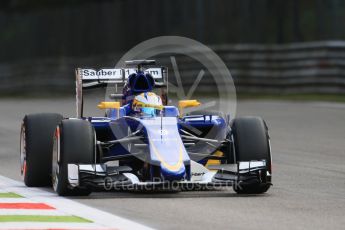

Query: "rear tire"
<box><xmin>231</xmin><ymin>116</ymin><xmax>272</xmax><ymax>194</ymax></box>
<box><xmin>20</xmin><ymin>113</ymin><xmax>63</xmax><ymax>187</ymax></box>
<box><xmin>52</xmin><ymin>119</ymin><xmax>95</xmax><ymax>196</ymax></box>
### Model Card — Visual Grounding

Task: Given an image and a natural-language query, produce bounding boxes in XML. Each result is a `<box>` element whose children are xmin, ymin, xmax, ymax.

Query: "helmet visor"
<box><xmin>141</xmin><ymin>107</ymin><xmax>156</xmax><ymax>117</ymax></box>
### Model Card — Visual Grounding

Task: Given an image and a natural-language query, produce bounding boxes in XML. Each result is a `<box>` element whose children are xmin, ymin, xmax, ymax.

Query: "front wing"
<box><xmin>67</xmin><ymin>160</ymin><xmax>271</xmax><ymax>191</ymax></box>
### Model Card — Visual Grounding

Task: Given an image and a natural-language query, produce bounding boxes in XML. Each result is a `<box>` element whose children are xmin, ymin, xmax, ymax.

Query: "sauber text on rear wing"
<box><xmin>75</xmin><ymin>67</ymin><xmax>168</xmax><ymax>118</ymax></box>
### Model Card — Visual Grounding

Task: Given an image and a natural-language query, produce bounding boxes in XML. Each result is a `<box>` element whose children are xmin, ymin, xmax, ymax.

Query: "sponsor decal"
<box><xmin>81</xmin><ymin>68</ymin><xmax>162</xmax><ymax>80</ymax></box>
<box><xmin>191</xmin><ymin>172</ymin><xmax>206</xmax><ymax>177</ymax></box>
<box><xmin>81</xmin><ymin>68</ymin><xmax>122</xmax><ymax>80</ymax></box>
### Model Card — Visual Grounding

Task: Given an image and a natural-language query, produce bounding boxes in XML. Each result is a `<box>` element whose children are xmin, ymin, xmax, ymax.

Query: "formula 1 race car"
<box><xmin>20</xmin><ymin>60</ymin><xmax>272</xmax><ymax>196</ymax></box>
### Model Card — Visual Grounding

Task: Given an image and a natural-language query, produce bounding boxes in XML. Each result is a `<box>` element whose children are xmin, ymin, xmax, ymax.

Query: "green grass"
<box><xmin>237</xmin><ymin>93</ymin><xmax>345</xmax><ymax>103</ymax></box>
<box><xmin>0</xmin><ymin>215</ymin><xmax>92</xmax><ymax>223</ymax></box>
<box><xmin>0</xmin><ymin>192</ymin><xmax>23</xmax><ymax>198</ymax></box>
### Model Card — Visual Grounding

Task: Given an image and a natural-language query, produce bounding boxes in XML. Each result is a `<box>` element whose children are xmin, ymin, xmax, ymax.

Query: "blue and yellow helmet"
<box><xmin>132</xmin><ymin>92</ymin><xmax>163</xmax><ymax>116</ymax></box>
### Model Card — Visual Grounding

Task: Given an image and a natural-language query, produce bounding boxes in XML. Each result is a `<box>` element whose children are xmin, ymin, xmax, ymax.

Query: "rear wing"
<box><xmin>76</xmin><ymin>67</ymin><xmax>166</xmax><ymax>89</ymax></box>
<box><xmin>75</xmin><ymin>66</ymin><xmax>168</xmax><ymax>118</ymax></box>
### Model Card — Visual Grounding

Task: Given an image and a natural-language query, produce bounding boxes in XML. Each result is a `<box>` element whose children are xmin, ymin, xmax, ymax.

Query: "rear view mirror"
<box><xmin>97</xmin><ymin>101</ymin><xmax>120</xmax><ymax>110</ymax></box>
<box><xmin>178</xmin><ymin>100</ymin><xmax>201</xmax><ymax>109</ymax></box>
<box><xmin>178</xmin><ymin>100</ymin><xmax>201</xmax><ymax>116</ymax></box>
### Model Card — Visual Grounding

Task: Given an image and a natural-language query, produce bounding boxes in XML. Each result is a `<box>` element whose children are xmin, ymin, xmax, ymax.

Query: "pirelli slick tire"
<box><xmin>20</xmin><ymin>113</ymin><xmax>63</xmax><ymax>187</ymax></box>
<box><xmin>231</xmin><ymin>116</ymin><xmax>272</xmax><ymax>194</ymax></box>
<box><xmin>52</xmin><ymin>119</ymin><xmax>95</xmax><ymax>196</ymax></box>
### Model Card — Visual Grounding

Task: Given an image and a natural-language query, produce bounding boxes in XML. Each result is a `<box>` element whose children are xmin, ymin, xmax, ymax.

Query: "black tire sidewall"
<box><xmin>232</xmin><ymin>116</ymin><xmax>271</xmax><ymax>168</ymax></box>
<box><xmin>53</xmin><ymin>119</ymin><xmax>95</xmax><ymax>196</ymax></box>
<box><xmin>22</xmin><ymin>113</ymin><xmax>63</xmax><ymax>187</ymax></box>
<box><xmin>231</xmin><ymin>116</ymin><xmax>272</xmax><ymax>194</ymax></box>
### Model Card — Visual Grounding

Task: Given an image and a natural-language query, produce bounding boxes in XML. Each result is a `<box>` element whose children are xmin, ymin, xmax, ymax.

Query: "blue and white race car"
<box><xmin>20</xmin><ymin>60</ymin><xmax>272</xmax><ymax>196</ymax></box>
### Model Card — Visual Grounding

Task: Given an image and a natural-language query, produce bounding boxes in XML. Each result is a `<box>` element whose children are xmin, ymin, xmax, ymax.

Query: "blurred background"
<box><xmin>1</xmin><ymin>0</ymin><xmax>345</xmax><ymax>99</ymax></box>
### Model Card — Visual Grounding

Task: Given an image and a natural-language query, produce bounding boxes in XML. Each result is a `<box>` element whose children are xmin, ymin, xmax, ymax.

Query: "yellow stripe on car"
<box><xmin>205</xmin><ymin>150</ymin><xmax>223</xmax><ymax>170</ymax></box>
<box><xmin>149</xmin><ymin>138</ymin><xmax>184</xmax><ymax>172</ymax></box>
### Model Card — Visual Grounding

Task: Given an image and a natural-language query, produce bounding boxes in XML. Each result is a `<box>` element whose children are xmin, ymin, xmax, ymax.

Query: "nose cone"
<box><xmin>160</xmin><ymin>163</ymin><xmax>186</xmax><ymax>181</ymax></box>
<box><xmin>139</xmin><ymin>116</ymin><xmax>191</xmax><ymax>181</ymax></box>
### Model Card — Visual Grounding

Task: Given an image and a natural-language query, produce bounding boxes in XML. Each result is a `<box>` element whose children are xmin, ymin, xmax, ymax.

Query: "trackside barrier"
<box><xmin>1</xmin><ymin>41</ymin><xmax>345</xmax><ymax>95</ymax></box>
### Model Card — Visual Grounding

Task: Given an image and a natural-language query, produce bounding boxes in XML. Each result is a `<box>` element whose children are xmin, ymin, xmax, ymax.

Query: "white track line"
<box><xmin>0</xmin><ymin>175</ymin><xmax>153</xmax><ymax>230</ymax></box>
<box><xmin>0</xmin><ymin>198</ymin><xmax>35</xmax><ymax>203</ymax></box>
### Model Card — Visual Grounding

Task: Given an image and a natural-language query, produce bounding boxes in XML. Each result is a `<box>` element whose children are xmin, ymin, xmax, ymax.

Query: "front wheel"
<box><xmin>20</xmin><ymin>113</ymin><xmax>63</xmax><ymax>187</ymax></box>
<box><xmin>231</xmin><ymin>116</ymin><xmax>272</xmax><ymax>194</ymax></box>
<box><xmin>52</xmin><ymin>119</ymin><xmax>95</xmax><ymax>196</ymax></box>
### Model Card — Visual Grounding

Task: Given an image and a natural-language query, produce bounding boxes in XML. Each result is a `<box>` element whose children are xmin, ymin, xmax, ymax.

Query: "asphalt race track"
<box><xmin>0</xmin><ymin>98</ymin><xmax>344</xmax><ymax>230</ymax></box>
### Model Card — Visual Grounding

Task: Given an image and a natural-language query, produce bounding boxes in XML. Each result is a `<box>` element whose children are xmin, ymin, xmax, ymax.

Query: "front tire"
<box><xmin>52</xmin><ymin>119</ymin><xmax>95</xmax><ymax>196</ymax></box>
<box><xmin>20</xmin><ymin>113</ymin><xmax>63</xmax><ymax>187</ymax></box>
<box><xmin>231</xmin><ymin>116</ymin><xmax>272</xmax><ymax>194</ymax></box>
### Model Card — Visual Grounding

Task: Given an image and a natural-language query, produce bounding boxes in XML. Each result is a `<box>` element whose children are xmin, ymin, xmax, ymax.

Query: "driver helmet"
<box><xmin>132</xmin><ymin>92</ymin><xmax>163</xmax><ymax>116</ymax></box>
